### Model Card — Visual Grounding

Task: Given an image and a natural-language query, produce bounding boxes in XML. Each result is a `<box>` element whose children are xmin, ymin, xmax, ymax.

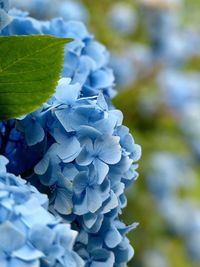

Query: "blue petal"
<box><xmin>16</xmin><ymin>198</ymin><xmax>55</xmax><ymax>227</ymax></box>
<box><xmin>83</xmin><ymin>213</ymin><xmax>98</xmax><ymax>229</ymax></box>
<box><xmin>55</xmin><ymin>78</ymin><xmax>81</xmax><ymax>104</ymax></box>
<box><xmin>131</xmin><ymin>144</ymin><xmax>142</xmax><ymax>162</ymax></box>
<box><xmin>54</xmin><ymin>137</ymin><xmax>81</xmax><ymax>163</ymax></box>
<box><xmin>64</xmin><ymin>21</ymin><xmax>91</xmax><ymax>40</ymax></box>
<box><xmin>74</xmin><ymin>193</ymin><xmax>88</xmax><ymax>215</ymax></box>
<box><xmin>76</xmin><ymin>126</ymin><xmax>102</xmax><ymax>142</ymax></box>
<box><xmin>55</xmin><ymin>109</ymin><xmax>74</xmax><ymax>132</ymax></box>
<box><xmin>54</xmin><ymin>175</ymin><xmax>73</xmax><ymax>215</ymax></box>
<box><xmin>72</xmin><ymin>56</ymin><xmax>93</xmax><ymax>85</ymax></box>
<box><xmin>83</xmin><ymin>41</ymin><xmax>108</xmax><ymax>69</ymax></box>
<box><xmin>62</xmin><ymin>50</ymin><xmax>79</xmax><ymax>77</ymax></box>
<box><xmin>73</xmin><ymin>172</ymin><xmax>88</xmax><ymax>194</ymax></box>
<box><xmin>0</xmin><ymin>221</ymin><xmax>25</xmax><ymax>253</ymax></box>
<box><xmin>86</xmin><ymin>187</ymin><xmax>102</xmax><ymax>213</ymax></box>
<box><xmin>76</xmin><ymin>143</ymin><xmax>94</xmax><ymax>166</ymax></box>
<box><xmin>25</xmin><ymin>121</ymin><xmax>44</xmax><ymax>146</ymax></box>
<box><xmin>95</xmin><ymin>136</ymin><xmax>121</xmax><ymax>164</ymax></box>
<box><xmin>93</xmin><ymin>158</ymin><xmax>109</xmax><ymax>184</ymax></box>
<box><xmin>105</xmin><ymin>226</ymin><xmax>122</xmax><ymax>248</ymax></box>
<box><xmin>90</xmin><ymin>69</ymin><xmax>114</xmax><ymax>89</ymax></box>
<box><xmin>34</xmin><ymin>155</ymin><xmax>50</xmax><ymax>175</ymax></box>
<box><xmin>101</xmin><ymin>190</ymin><xmax>118</xmax><ymax>213</ymax></box>
<box><xmin>29</xmin><ymin>225</ymin><xmax>55</xmax><ymax>251</ymax></box>
<box><xmin>62</xmin><ymin>164</ymin><xmax>79</xmax><ymax>181</ymax></box>
<box><xmin>13</xmin><ymin>244</ymin><xmax>44</xmax><ymax>261</ymax></box>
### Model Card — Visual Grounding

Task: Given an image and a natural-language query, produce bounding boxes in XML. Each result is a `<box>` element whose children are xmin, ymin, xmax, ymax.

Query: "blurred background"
<box><xmin>10</xmin><ymin>0</ymin><xmax>200</xmax><ymax>266</ymax></box>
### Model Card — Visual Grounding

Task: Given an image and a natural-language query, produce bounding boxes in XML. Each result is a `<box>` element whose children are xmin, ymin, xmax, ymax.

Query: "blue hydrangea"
<box><xmin>108</xmin><ymin>3</ymin><xmax>137</xmax><ymax>35</ymax></box>
<box><xmin>1</xmin><ymin>8</ymin><xmax>141</xmax><ymax>267</ymax></box>
<box><xmin>140</xmin><ymin>2</ymin><xmax>200</xmax><ymax>66</ymax></box>
<box><xmin>0</xmin><ymin>156</ymin><xmax>84</xmax><ymax>267</ymax></box>
<box><xmin>147</xmin><ymin>152</ymin><xmax>200</xmax><ymax>263</ymax></box>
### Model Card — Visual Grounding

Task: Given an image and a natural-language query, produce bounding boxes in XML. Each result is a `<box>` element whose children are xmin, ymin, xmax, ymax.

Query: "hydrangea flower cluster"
<box><xmin>159</xmin><ymin>70</ymin><xmax>200</xmax><ymax>158</ymax></box>
<box><xmin>0</xmin><ymin>6</ymin><xmax>141</xmax><ymax>267</ymax></box>
<box><xmin>0</xmin><ymin>156</ymin><xmax>83</xmax><ymax>267</ymax></box>
<box><xmin>108</xmin><ymin>3</ymin><xmax>137</xmax><ymax>36</ymax></box>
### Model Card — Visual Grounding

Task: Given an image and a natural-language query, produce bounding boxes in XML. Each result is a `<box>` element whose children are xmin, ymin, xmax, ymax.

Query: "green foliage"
<box><xmin>0</xmin><ymin>35</ymin><xmax>71</xmax><ymax>120</ymax></box>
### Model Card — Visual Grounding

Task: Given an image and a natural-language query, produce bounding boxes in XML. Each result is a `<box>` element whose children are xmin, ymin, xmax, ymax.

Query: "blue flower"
<box><xmin>76</xmin><ymin>135</ymin><xmax>121</xmax><ymax>184</ymax></box>
<box><xmin>78</xmin><ymin>248</ymin><xmax>115</xmax><ymax>267</ymax></box>
<box><xmin>108</xmin><ymin>3</ymin><xmax>137</xmax><ymax>35</ymax></box>
<box><xmin>17</xmin><ymin>109</ymin><xmax>46</xmax><ymax>146</ymax></box>
<box><xmin>73</xmin><ymin>170</ymin><xmax>110</xmax><ymax>214</ymax></box>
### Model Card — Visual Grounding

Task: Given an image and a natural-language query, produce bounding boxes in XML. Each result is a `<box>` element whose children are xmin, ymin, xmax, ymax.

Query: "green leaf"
<box><xmin>0</xmin><ymin>35</ymin><xmax>72</xmax><ymax>120</ymax></box>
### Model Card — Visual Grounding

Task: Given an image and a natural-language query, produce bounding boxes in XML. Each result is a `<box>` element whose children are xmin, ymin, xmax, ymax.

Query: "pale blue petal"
<box><xmin>34</xmin><ymin>156</ymin><xmax>50</xmax><ymax>175</ymax></box>
<box><xmin>131</xmin><ymin>144</ymin><xmax>142</xmax><ymax>162</ymax></box>
<box><xmin>29</xmin><ymin>225</ymin><xmax>55</xmax><ymax>251</ymax></box>
<box><xmin>83</xmin><ymin>41</ymin><xmax>108</xmax><ymax>69</ymax></box>
<box><xmin>73</xmin><ymin>56</ymin><xmax>93</xmax><ymax>85</ymax></box>
<box><xmin>55</xmin><ymin>137</ymin><xmax>81</xmax><ymax>163</ymax></box>
<box><xmin>93</xmin><ymin>158</ymin><xmax>109</xmax><ymax>184</ymax></box>
<box><xmin>74</xmin><ymin>194</ymin><xmax>88</xmax><ymax>215</ymax></box>
<box><xmin>96</xmin><ymin>136</ymin><xmax>121</xmax><ymax>164</ymax></box>
<box><xmin>64</xmin><ymin>21</ymin><xmax>90</xmax><ymax>40</ymax></box>
<box><xmin>76</xmin><ymin>146</ymin><xmax>94</xmax><ymax>166</ymax></box>
<box><xmin>76</xmin><ymin>126</ymin><xmax>101</xmax><ymax>141</ymax></box>
<box><xmin>54</xmin><ymin>177</ymin><xmax>73</xmax><ymax>215</ymax></box>
<box><xmin>55</xmin><ymin>108</ymin><xmax>74</xmax><ymax>132</ymax></box>
<box><xmin>105</xmin><ymin>226</ymin><xmax>122</xmax><ymax>248</ymax></box>
<box><xmin>55</xmin><ymin>78</ymin><xmax>81</xmax><ymax>104</ymax></box>
<box><xmin>86</xmin><ymin>187</ymin><xmax>102</xmax><ymax>213</ymax></box>
<box><xmin>13</xmin><ymin>244</ymin><xmax>44</xmax><ymax>261</ymax></box>
<box><xmin>62</xmin><ymin>164</ymin><xmax>79</xmax><ymax>181</ymax></box>
<box><xmin>0</xmin><ymin>221</ymin><xmax>25</xmax><ymax>253</ymax></box>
